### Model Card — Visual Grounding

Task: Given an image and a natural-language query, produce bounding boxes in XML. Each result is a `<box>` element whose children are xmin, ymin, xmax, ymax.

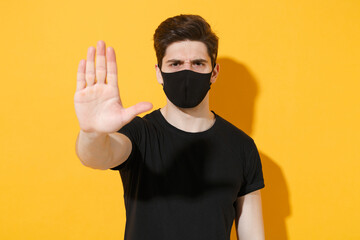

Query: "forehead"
<box><xmin>163</xmin><ymin>40</ymin><xmax>210</xmax><ymax>61</ymax></box>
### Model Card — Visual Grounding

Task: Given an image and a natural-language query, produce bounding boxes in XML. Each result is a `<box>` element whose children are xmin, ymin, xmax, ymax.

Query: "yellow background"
<box><xmin>1</xmin><ymin>0</ymin><xmax>359</xmax><ymax>239</ymax></box>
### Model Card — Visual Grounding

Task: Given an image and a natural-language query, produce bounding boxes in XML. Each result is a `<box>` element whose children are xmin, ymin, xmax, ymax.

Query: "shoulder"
<box><xmin>118</xmin><ymin>109</ymin><xmax>160</xmax><ymax>137</ymax></box>
<box><xmin>212</xmin><ymin>113</ymin><xmax>259</xmax><ymax>155</ymax></box>
<box><xmin>214</xmin><ymin>113</ymin><xmax>255</xmax><ymax>146</ymax></box>
<box><xmin>142</xmin><ymin>109</ymin><xmax>161</xmax><ymax>122</ymax></box>
<box><xmin>123</xmin><ymin>109</ymin><xmax>165</xmax><ymax>137</ymax></box>
<box><xmin>124</xmin><ymin>109</ymin><xmax>160</xmax><ymax>127</ymax></box>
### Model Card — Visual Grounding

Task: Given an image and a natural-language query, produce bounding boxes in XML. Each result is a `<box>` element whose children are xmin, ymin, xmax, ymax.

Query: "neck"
<box><xmin>160</xmin><ymin>95</ymin><xmax>215</xmax><ymax>133</ymax></box>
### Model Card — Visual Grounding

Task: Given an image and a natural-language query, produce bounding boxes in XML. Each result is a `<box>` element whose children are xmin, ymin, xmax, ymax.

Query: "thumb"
<box><xmin>123</xmin><ymin>102</ymin><xmax>153</xmax><ymax>123</ymax></box>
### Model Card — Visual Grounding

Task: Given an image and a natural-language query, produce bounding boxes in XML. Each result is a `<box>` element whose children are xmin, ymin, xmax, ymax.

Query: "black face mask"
<box><xmin>160</xmin><ymin>69</ymin><xmax>213</xmax><ymax>108</ymax></box>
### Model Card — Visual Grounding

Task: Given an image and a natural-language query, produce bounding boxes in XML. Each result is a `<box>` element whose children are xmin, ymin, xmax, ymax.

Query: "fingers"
<box><xmin>106</xmin><ymin>47</ymin><xmax>118</xmax><ymax>87</ymax></box>
<box><xmin>85</xmin><ymin>47</ymin><xmax>96</xmax><ymax>86</ymax></box>
<box><xmin>76</xmin><ymin>60</ymin><xmax>86</xmax><ymax>91</ymax></box>
<box><xmin>96</xmin><ymin>41</ymin><xmax>106</xmax><ymax>84</ymax></box>
<box><xmin>82</xmin><ymin>41</ymin><xmax>117</xmax><ymax>88</ymax></box>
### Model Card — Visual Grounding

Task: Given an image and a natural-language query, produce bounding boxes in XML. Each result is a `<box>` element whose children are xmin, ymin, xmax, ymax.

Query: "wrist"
<box><xmin>79</xmin><ymin>129</ymin><xmax>108</xmax><ymax>139</ymax></box>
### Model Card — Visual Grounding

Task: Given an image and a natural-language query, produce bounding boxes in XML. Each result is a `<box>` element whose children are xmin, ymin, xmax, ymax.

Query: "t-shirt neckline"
<box><xmin>154</xmin><ymin>108</ymin><xmax>218</xmax><ymax>136</ymax></box>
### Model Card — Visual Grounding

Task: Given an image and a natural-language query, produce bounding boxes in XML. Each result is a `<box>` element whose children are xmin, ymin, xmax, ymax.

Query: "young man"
<box><xmin>75</xmin><ymin>15</ymin><xmax>265</xmax><ymax>240</ymax></box>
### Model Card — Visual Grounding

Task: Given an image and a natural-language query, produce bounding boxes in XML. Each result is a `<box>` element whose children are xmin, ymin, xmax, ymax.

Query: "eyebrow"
<box><xmin>165</xmin><ymin>58</ymin><xmax>209</xmax><ymax>64</ymax></box>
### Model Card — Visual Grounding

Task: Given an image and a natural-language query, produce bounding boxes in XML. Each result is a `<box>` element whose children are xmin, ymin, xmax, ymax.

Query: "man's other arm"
<box><xmin>235</xmin><ymin>190</ymin><xmax>265</xmax><ymax>240</ymax></box>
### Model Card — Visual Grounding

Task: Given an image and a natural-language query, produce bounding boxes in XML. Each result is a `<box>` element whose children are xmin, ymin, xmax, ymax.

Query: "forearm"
<box><xmin>237</xmin><ymin>218</ymin><xmax>264</xmax><ymax>240</ymax></box>
<box><xmin>236</xmin><ymin>190</ymin><xmax>265</xmax><ymax>240</ymax></box>
<box><xmin>75</xmin><ymin>130</ymin><xmax>113</xmax><ymax>170</ymax></box>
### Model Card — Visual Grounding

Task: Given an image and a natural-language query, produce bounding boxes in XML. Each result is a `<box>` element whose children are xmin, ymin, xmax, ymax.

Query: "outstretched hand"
<box><xmin>74</xmin><ymin>40</ymin><xmax>153</xmax><ymax>133</ymax></box>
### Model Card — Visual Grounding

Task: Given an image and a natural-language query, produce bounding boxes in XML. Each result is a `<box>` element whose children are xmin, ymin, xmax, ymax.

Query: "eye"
<box><xmin>170</xmin><ymin>61</ymin><xmax>182</xmax><ymax>67</ymax></box>
<box><xmin>193</xmin><ymin>61</ymin><xmax>205</xmax><ymax>66</ymax></box>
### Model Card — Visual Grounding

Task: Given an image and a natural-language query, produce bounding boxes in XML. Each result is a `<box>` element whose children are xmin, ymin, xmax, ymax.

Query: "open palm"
<box><xmin>74</xmin><ymin>41</ymin><xmax>152</xmax><ymax>133</ymax></box>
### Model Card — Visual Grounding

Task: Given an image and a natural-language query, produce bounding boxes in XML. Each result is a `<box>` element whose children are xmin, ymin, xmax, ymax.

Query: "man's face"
<box><xmin>160</xmin><ymin>40</ymin><xmax>213</xmax><ymax>73</ymax></box>
<box><xmin>155</xmin><ymin>40</ymin><xmax>219</xmax><ymax>86</ymax></box>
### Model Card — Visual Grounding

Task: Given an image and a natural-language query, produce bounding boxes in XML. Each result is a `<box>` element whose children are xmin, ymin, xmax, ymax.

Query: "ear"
<box><xmin>210</xmin><ymin>63</ymin><xmax>220</xmax><ymax>84</ymax></box>
<box><xmin>155</xmin><ymin>64</ymin><xmax>164</xmax><ymax>85</ymax></box>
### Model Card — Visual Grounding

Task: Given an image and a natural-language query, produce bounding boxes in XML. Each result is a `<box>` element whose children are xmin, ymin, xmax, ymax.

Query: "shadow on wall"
<box><xmin>210</xmin><ymin>58</ymin><xmax>291</xmax><ymax>240</ymax></box>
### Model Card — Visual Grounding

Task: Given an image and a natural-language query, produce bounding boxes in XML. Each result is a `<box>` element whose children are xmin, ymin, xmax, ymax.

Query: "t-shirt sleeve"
<box><xmin>109</xmin><ymin>116</ymin><xmax>143</xmax><ymax>171</ymax></box>
<box><xmin>237</xmin><ymin>140</ymin><xmax>265</xmax><ymax>196</ymax></box>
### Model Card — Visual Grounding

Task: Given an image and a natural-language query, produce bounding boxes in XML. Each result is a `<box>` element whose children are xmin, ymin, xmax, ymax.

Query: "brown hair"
<box><xmin>153</xmin><ymin>14</ymin><xmax>219</xmax><ymax>69</ymax></box>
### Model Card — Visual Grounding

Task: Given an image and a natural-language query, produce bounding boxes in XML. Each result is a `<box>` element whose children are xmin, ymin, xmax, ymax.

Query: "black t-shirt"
<box><xmin>110</xmin><ymin>109</ymin><xmax>264</xmax><ymax>240</ymax></box>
